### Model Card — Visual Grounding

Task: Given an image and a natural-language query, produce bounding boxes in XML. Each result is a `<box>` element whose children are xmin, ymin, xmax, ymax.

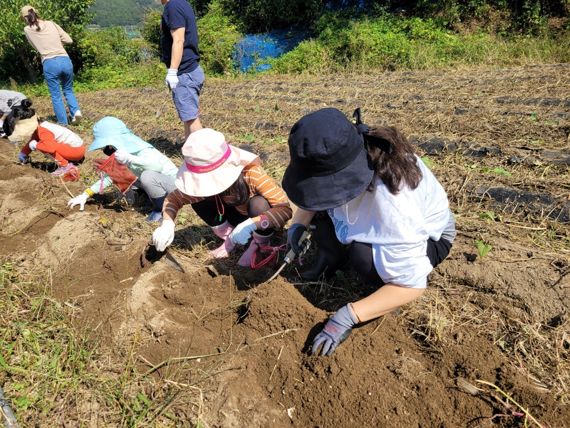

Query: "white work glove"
<box><xmin>152</xmin><ymin>219</ymin><xmax>175</xmax><ymax>252</ymax></box>
<box><xmin>165</xmin><ymin>68</ymin><xmax>179</xmax><ymax>90</ymax></box>
<box><xmin>229</xmin><ymin>218</ymin><xmax>257</xmax><ymax>245</ymax></box>
<box><xmin>68</xmin><ymin>192</ymin><xmax>89</xmax><ymax>211</ymax></box>
<box><xmin>114</xmin><ymin>149</ymin><xmax>132</xmax><ymax>165</ymax></box>
<box><xmin>29</xmin><ymin>140</ymin><xmax>38</xmax><ymax>151</ymax></box>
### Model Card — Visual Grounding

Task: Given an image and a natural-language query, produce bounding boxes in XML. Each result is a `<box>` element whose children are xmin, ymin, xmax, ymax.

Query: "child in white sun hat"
<box><xmin>152</xmin><ymin>128</ymin><xmax>292</xmax><ymax>267</ymax></box>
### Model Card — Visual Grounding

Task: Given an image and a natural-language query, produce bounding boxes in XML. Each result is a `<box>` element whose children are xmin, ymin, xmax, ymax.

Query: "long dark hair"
<box><xmin>2</xmin><ymin>99</ymin><xmax>36</xmax><ymax>137</ymax></box>
<box><xmin>24</xmin><ymin>8</ymin><xmax>41</xmax><ymax>31</ymax></box>
<box><xmin>220</xmin><ymin>173</ymin><xmax>250</xmax><ymax>206</ymax></box>
<box><xmin>353</xmin><ymin>108</ymin><xmax>422</xmax><ymax>195</ymax></box>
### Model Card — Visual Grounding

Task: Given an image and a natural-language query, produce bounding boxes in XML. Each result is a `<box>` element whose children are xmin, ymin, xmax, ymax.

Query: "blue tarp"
<box><xmin>233</xmin><ymin>30</ymin><xmax>307</xmax><ymax>72</ymax></box>
<box><xmin>233</xmin><ymin>2</ymin><xmax>367</xmax><ymax>73</ymax></box>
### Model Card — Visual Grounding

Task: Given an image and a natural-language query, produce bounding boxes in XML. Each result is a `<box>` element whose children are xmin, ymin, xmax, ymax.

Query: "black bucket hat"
<box><xmin>282</xmin><ymin>108</ymin><xmax>374</xmax><ymax>211</ymax></box>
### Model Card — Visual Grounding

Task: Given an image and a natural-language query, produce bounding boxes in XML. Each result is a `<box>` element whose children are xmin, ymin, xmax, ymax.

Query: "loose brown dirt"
<box><xmin>1</xmin><ymin>64</ymin><xmax>569</xmax><ymax>427</ymax></box>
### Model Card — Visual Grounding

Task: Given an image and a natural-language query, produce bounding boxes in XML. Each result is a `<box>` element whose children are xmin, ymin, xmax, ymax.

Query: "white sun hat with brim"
<box><xmin>175</xmin><ymin>128</ymin><xmax>259</xmax><ymax>197</ymax></box>
<box><xmin>89</xmin><ymin>116</ymin><xmax>152</xmax><ymax>154</ymax></box>
<box><xmin>8</xmin><ymin>114</ymin><xmax>38</xmax><ymax>144</ymax></box>
<box><xmin>21</xmin><ymin>5</ymin><xmax>36</xmax><ymax>18</ymax></box>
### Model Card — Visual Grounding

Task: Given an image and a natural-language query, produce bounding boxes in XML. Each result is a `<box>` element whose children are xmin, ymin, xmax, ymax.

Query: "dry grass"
<box><xmin>0</xmin><ymin>262</ymin><xmax>209</xmax><ymax>426</ymax></box>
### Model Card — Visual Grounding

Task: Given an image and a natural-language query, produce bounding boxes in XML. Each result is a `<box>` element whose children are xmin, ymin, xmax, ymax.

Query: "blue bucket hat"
<box><xmin>282</xmin><ymin>108</ymin><xmax>374</xmax><ymax>211</ymax></box>
<box><xmin>89</xmin><ymin>117</ymin><xmax>152</xmax><ymax>154</ymax></box>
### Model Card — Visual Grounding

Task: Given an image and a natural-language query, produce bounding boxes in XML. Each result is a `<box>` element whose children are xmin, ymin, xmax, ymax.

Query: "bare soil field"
<box><xmin>0</xmin><ymin>64</ymin><xmax>569</xmax><ymax>427</ymax></box>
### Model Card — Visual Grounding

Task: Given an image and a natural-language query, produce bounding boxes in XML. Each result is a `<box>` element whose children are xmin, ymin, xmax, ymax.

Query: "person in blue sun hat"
<box><xmin>67</xmin><ymin>116</ymin><xmax>178</xmax><ymax>221</ymax></box>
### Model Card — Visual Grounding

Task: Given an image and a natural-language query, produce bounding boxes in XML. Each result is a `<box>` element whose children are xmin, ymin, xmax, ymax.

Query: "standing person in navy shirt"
<box><xmin>160</xmin><ymin>0</ymin><xmax>204</xmax><ymax>138</ymax></box>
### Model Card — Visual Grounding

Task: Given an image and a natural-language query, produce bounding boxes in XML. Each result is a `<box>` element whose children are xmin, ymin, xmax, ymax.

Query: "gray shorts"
<box><xmin>172</xmin><ymin>65</ymin><xmax>205</xmax><ymax>122</ymax></box>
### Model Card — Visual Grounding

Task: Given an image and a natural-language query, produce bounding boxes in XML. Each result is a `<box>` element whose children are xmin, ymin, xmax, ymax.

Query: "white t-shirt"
<box><xmin>40</xmin><ymin>121</ymin><xmax>83</xmax><ymax>147</ymax></box>
<box><xmin>327</xmin><ymin>156</ymin><xmax>453</xmax><ymax>289</ymax></box>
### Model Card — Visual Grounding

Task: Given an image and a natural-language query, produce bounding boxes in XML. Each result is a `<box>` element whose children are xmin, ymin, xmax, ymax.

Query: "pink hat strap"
<box><xmin>186</xmin><ymin>145</ymin><xmax>232</xmax><ymax>173</ymax></box>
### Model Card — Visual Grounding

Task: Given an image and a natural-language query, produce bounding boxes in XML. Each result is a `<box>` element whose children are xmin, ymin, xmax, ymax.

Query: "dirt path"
<box><xmin>1</xmin><ymin>64</ymin><xmax>569</xmax><ymax>426</ymax></box>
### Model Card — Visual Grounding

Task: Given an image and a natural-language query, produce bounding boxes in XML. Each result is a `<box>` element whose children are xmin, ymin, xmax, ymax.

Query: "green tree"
<box><xmin>219</xmin><ymin>0</ymin><xmax>323</xmax><ymax>32</ymax></box>
<box><xmin>0</xmin><ymin>0</ymin><xmax>94</xmax><ymax>83</ymax></box>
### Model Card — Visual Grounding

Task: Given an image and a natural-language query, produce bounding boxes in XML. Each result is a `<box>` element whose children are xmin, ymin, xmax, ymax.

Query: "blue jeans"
<box><xmin>43</xmin><ymin>56</ymin><xmax>80</xmax><ymax>125</ymax></box>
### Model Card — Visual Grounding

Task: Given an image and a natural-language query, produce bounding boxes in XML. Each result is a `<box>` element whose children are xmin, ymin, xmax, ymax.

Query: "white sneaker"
<box><xmin>71</xmin><ymin>110</ymin><xmax>82</xmax><ymax>124</ymax></box>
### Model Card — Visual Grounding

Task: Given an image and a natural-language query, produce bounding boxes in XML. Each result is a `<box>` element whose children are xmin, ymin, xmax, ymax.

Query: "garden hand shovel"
<box><xmin>266</xmin><ymin>228</ymin><xmax>313</xmax><ymax>283</ymax></box>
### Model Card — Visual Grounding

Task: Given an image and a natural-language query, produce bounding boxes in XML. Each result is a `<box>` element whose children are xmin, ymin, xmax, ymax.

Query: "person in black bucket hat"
<box><xmin>282</xmin><ymin>108</ymin><xmax>374</xmax><ymax>211</ymax></box>
<box><xmin>282</xmin><ymin>108</ymin><xmax>456</xmax><ymax>356</ymax></box>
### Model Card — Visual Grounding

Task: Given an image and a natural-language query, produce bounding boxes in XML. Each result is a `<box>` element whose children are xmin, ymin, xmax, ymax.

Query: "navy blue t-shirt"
<box><xmin>161</xmin><ymin>0</ymin><xmax>200</xmax><ymax>74</ymax></box>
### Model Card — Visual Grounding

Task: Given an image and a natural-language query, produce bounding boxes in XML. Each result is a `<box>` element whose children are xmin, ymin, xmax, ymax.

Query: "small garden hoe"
<box><xmin>140</xmin><ymin>243</ymin><xmax>185</xmax><ymax>273</ymax></box>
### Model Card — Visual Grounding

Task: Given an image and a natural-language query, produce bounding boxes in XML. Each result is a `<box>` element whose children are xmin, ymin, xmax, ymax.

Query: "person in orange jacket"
<box><xmin>6</xmin><ymin>97</ymin><xmax>85</xmax><ymax>176</ymax></box>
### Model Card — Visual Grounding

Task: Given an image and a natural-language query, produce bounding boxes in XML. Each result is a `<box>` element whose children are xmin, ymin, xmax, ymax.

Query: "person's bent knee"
<box><xmin>139</xmin><ymin>169</ymin><xmax>155</xmax><ymax>186</ymax></box>
<box><xmin>247</xmin><ymin>195</ymin><xmax>270</xmax><ymax>217</ymax></box>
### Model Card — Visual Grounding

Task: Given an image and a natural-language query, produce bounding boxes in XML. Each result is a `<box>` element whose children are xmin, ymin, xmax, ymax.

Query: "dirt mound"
<box><xmin>0</xmin><ymin>174</ymin><xmax>46</xmax><ymax>236</ymax></box>
<box><xmin>202</xmin><ymin>270</ymin><xmax>568</xmax><ymax>427</ymax></box>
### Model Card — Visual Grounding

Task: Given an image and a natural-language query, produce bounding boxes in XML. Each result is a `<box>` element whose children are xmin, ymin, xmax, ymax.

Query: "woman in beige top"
<box><xmin>21</xmin><ymin>5</ymin><xmax>82</xmax><ymax>125</ymax></box>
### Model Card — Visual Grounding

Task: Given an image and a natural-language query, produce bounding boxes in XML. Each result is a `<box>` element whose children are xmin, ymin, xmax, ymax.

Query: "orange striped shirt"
<box><xmin>164</xmin><ymin>163</ymin><xmax>292</xmax><ymax>228</ymax></box>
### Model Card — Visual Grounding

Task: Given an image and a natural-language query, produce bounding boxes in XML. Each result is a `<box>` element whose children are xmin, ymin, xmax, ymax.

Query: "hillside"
<box><xmin>90</xmin><ymin>0</ymin><xmax>160</xmax><ymax>26</ymax></box>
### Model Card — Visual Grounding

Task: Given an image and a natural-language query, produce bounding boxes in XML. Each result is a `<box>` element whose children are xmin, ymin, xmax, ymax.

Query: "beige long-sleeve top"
<box><xmin>24</xmin><ymin>20</ymin><xmax>72</xmax><ymax>62</ymax></box>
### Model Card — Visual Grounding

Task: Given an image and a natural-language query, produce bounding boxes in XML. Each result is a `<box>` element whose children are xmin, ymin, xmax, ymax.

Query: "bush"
<box><xmin>269</xmin><ymin>40</ymin><xmax>331</xmax><ymax>74</ymax></box>
<box><xmin>198</xmin><ymin>1</ymin><xmax>242</xmax><ymax>74</ymax></box>
<box><xmin>142</xmin><ymin>8</ymin><xmax>162</xmax><ymax>54</ymax></box>
<box><xmin>269</xmin><ymin>13</ymin><xmax>570</xmax><ymax>74</ymax></box>
<box><xmin>79</xmin><ymin>27</ymin><xmax>143</xmax><ymax>69</ymax></box>
<box><xmin>0</xmin><ymin>0</ymin><xmax>94</xmax><ymax>82</ymax></box>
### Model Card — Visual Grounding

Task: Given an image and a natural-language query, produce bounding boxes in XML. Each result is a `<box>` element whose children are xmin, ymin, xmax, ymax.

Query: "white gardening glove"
<box><xmin>67</xmin><ymin>192</ymin><xmax>89</xmax><ymax>211</ymax></box>
<box><xmin>152</xmin><ymin>219</ymin><xmax>175</xmax><ymax>252</ymax></box>
<box><xmin>229</xmin><ymin>218</ymin><xmax>257</xmax><ymax>245</ymax></box>
<box><xmin>29</xmin><ymin>140</ymin><xmax>38</xmax><ymax>151</ymax></box>
<box><xmin>114</xmin><ymin>149</ymin><xmax>132</xmax><ymax>165</ymax></box>
<box><xmin>165</xmin><ymin>68</ymin><xmax>179</xmax><ymax>90</ymax></box>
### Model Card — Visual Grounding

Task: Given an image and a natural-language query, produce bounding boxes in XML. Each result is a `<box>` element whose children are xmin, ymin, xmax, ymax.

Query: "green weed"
<box><xmin>197</xmin><ymin>0</ymin><xmax>242</xmax><ymax>75</ymax></box>
<box><xmin>421</xmin><ymin>156</ymin><xmax>434</xmax><ymax>169</ymax></box>
<box><xmin>479</xmin><ymin>211</ymin><xmax>502</xmax><ymax>222</ymax></box>
<box><xmin>475</xmin><ymin>239</ymin><xmax>492</xmax><ymax>258</ymax></box>
<box><xmin>481</xmin><ymin>166</ymin><xmax>512</xmax><ymax>177</ymax></box>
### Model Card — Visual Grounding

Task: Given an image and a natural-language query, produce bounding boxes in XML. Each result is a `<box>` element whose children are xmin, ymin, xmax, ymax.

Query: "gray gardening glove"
<box><xmin>287</xmin><ymin>223</ymin><xmax>306</xmax><ymax>255</ymax></box>
<box><xmin>312</xmin><ymin>304</ymin><xmax>359</xmax><ymax>356</ymax></box>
